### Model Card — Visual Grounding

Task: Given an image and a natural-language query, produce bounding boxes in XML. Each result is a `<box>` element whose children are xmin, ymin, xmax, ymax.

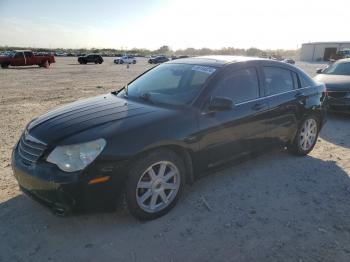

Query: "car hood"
<box><xmin>313</xmin><ymin>74</ymin><xmax>350</xmax><ymax>91</ymax></box>
<box><xmin>27</xmin><ymin>94</ymin><xmax>158</xmax><ymax>144</ymax></box>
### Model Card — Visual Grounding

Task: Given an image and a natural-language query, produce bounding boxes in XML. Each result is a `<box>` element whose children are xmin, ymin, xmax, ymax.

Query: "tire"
<box><xmin>95</xmin><ymin>61</ymin><xmax>98</xmax><ymax>64</ymax></box>
<box><xmin>1</xmin><ymin>63</ymin><xmax>9</xmax><ymax>69</ymax></box>
<box><xmin>43</xmin><ymin>60</ymin><xmax>49</xmax><ymax>68</ymax></box>
<box><xmin>133</xmin><ymin>60</ymin><xmax>136</xmax><ymax>64</ymax></box>
<box><xmin>126</xmin><ymin>149</ymin><xmax>185</xmax><ymax>220</ymax></box>
<box><xmin>288</xmin><ymin>114</ymin><xmax>320</xmax><ymax>156</ymax></box>
<box><xmin>120</xmin><ymin>60</ymin><xmax>124</xmax><ymax>64</ymax></box>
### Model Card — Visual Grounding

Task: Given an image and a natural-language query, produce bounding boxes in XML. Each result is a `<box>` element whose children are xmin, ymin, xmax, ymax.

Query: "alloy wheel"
<box><xmin>299</xmin><ymin>119</ymin><xmax>317</xmax><ymax>151</ymax></box>
<box><xmin>136</xmin><ymin>161</ymin><xmax>180</xmax><ymax>213</ymax></box>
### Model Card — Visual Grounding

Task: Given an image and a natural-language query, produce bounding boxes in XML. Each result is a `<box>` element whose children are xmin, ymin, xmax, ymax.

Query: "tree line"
<box><xmin>0</xmin><ymin>45</ymin><xmax>299</xmax><ymax>59</ymax></box>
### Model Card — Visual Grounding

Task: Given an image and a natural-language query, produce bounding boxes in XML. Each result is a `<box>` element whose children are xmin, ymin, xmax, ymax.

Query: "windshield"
<box><xmin>322</xmin><ymin>62</ymin><xmax>350</xmax><ymax>75</ymax></box>
<box><xmin>118</xmin><ymin>63</ymin><xmax>217</xmax><ymax>105</ymax></box>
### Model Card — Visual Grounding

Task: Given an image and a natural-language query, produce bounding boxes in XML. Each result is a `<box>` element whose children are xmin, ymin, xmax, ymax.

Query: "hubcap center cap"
<box><xmin>152</xmin><ymin>179</ymin><xmax>163</xmax><ymax>191</ymax></box>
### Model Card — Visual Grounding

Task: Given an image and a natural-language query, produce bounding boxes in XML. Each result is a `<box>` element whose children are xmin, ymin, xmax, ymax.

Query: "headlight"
<box><xmin>47</xmin><ymin>138</ymin><xmax>106</xmax><ymax>172</ymax></box>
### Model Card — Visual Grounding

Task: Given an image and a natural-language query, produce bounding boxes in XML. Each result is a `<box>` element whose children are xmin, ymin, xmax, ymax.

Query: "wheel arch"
<box><xmin>290</xmin><ymin>109</ymin><xmax>322</xmax><ymax>144</ymax></box>
<box><xmin>130</xmin><ymin>144</ymin><xmax>195</xmax><ymax>185</ymax></box>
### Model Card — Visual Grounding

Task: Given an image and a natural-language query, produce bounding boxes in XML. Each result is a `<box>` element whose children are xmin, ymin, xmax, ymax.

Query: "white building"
<box><xmin>300</xmin><ymin>42</ymin><xmax>350</xmax><ymax>62</ymax></box>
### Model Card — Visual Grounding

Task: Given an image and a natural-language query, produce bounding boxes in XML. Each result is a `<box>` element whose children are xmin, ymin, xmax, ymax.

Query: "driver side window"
<box><xmin>14</xmin><ymin>52</ymin><xmax>24</xmax><ymax>58</ymax></box>
<box><xmin>211</xmin><ymin>68</ymin><xmax>260</xmax><ymax>104</ymax></box>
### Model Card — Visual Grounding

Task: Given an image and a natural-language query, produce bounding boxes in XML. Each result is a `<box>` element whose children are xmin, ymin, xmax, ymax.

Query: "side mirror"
<box><xmin>316</xmin><ymin>68</ymin><xmax>323</xmax><ymax>74</ymax></box>
<box><xmin>208</xmin><ymin>96</ymin><xmax>233</xmax><ymax>111</ymax></box>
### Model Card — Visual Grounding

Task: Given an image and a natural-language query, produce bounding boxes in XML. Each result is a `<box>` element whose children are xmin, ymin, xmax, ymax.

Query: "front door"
<box><xmin>198</xmin><ymin>66</ymin><xmax>271</xmax><ymax>168</ymax></box>
<box><xmin>12</xmin><ymin>52</ymin><xmax>24</xmax><ymax>66</ymax></box>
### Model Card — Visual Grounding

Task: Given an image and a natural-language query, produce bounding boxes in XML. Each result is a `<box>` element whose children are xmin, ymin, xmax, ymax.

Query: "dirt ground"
<box><xmin>1</xmin><ymin>58</ymin><xmax>350</xmax><ymax>262</ymax></box>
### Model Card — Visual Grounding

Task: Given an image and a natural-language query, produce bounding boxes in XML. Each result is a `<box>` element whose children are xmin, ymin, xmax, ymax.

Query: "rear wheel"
<box><xmin>126</xmin><ymin>149</ymin><xmax>185</xmax><ymax>220</ymax></box>
<box><xmin>288</xmin><ymin>115</ymin><xmax>319</xmax><ymax>156</ymax></box>
<box><xmin>43</xmin><ymin>60</ymin><xmax>49</xmax><ymax>68</ymax></box>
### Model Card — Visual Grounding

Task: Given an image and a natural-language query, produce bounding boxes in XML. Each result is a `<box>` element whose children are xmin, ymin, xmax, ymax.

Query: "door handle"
<box><xmin>251</xmin><ymin>103</ymin><xmax>267</xmax><ymax>111</ymax></box>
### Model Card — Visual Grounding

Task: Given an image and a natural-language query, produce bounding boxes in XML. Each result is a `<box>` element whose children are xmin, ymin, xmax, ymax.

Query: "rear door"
<box><xmin>198</xmin><ymin>66</ymin><xmax>271</xmax><ymax>167</ymax></box>
<box><xmin>125</xmin><ymin>56</ymin><xmax>131</xmax><ymax>63</ymax></box>
<box><xmin>87</xmin><ymin>55</ymin><xmax>93</xmax><ymax>62</ymax></box>
<box><xmin>24</xmin><ymin>52</ymin><xmax>34</xmax><ymax>65</ymax></box>
<box><xmin>262</xmin><ymin>66</ymin><xmax>302</xmax><ymax>145</ymax></box>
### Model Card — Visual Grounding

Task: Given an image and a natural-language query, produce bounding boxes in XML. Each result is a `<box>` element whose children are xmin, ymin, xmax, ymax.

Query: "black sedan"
<box><xmin>148</xmin><ymin>55</ymin><xmax>169</xmax><ymax>64</ymax></box>
<box><xmin>12</xmin><ymin>56</ymin><xmax>327</xmax><ymax>220</ymax></box>
<box><xmin>314</xmin><ymin>58</ymin><xmax>350</xmax><ymax>113</ymax></box>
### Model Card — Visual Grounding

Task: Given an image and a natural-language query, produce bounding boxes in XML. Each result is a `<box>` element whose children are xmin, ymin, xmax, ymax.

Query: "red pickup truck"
<box><xmin>0</xmin><ymin>51</ymin><xmax>55</xmax><ymax>68</ymax></box>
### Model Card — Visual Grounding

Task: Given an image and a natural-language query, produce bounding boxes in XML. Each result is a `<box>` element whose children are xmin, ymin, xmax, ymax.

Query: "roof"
<box><xmin>168</xmin><ymin>55</ymin><xmax>264</xmax><ymax>67</ymax></box>
<box><xmin>335</xmin><ymin>58</ymin><xmax>350</xmax><ymax>63</ymax></box>
<box><xmin>302</xmin><ymin>41</ymin><xmax>350</xmax><ymax>45</ymax></box>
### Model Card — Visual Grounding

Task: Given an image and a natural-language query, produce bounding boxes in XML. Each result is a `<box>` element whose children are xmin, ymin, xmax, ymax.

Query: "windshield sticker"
<box><xmin>191</xmin><ymin>65</ymin><xmax>216</xmax><ymax>74</ymax></box>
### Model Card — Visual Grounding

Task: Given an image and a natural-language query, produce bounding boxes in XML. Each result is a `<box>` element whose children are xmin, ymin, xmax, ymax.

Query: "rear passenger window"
<box><xmin>263</xmin><ymin>67</ymin><xmax>294</xmax><ymax>95</ymax></box>
<box><xmin>212</xmin><ymin>68</ymin><xmax>259</xmax><ymax>104</ymax></box>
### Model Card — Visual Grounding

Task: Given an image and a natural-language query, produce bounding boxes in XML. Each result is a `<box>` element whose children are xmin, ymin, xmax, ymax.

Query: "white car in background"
<box><xmin>114</xmin><ymin>56</ymin><xmax>136</xmax><ymax>64</ymax></box>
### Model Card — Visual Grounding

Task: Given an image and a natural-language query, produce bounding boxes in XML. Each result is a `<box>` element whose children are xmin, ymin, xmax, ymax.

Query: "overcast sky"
<box><xmin>1</xmin><ymin>0</ymin><xmax>349</xmax><ymax>50</ymax></box>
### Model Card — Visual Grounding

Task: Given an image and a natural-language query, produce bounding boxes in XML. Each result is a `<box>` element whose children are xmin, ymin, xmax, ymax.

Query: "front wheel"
<box><xmin>1</xmin><ymin>63</ymin><xmax>9</xmax><ymax>68</ymax></box>
<box><xmin>126</xmin><ymin>149</ymin><xmax>185</xmax><ymax>220</ymax></box>
<box><xmin>288</xmin><ymin>115</ymin><xmax>319</xmax><ymax>156</ymax></box>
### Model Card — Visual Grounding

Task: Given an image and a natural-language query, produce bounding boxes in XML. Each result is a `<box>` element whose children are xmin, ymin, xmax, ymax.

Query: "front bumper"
<box><xmin>328</xmin><ymin>96</ymin><xmax>350</xmax><ymax>113</ymax></box>
<box><xmin>12</xmin><ymin>145</ymin><xmax>124</xmax><ymax>214</ymax></box>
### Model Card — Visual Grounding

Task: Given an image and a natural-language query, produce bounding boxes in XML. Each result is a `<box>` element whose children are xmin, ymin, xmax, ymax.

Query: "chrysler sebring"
<box><xmin>12</xmin><ymin>56</ymin><xmax>327</xmax><ymax>220</ymax></box>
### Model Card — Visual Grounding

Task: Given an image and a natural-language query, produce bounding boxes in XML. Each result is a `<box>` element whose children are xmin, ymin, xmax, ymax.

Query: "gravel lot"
<box><xmin>1</xmin><ymin>58</ymin><xmax>350</xmax><ymax>262</ymax></box>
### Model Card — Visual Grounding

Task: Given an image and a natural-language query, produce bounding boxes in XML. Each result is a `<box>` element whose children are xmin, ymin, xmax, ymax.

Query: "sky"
<box><xmin>1</xmin><ymin>0</ymin><xmax>350</xmax><ymax>50</ymax></box>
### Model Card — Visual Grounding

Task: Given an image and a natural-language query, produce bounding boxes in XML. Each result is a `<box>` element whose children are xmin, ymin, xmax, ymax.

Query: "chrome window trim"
<box><xmin>235</xmin><ymin>86</ymin><xmax>312</xmax><ymax>106</ymax></box>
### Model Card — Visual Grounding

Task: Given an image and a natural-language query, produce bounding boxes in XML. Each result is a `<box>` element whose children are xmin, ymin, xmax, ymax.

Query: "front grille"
<box><xmin>328</xmin><ymin>91</ymin><xmax>349</xmax><ymax>99</ymax></box>
<box><xmin>18</xmin><ymin>133</ymin><xmax>47</xmax><ymax>165</ymax></box>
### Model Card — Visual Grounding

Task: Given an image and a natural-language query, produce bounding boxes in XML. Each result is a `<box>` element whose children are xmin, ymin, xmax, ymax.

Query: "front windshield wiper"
<box><xmin>111</xmin><ymin>84</ymin><xmax>128</xmax><ymax>98</ymax></box>
<box><xmin>139</xmin><ymin>92</ymin><xmax>154</xmax><ymax>104</ymax></box>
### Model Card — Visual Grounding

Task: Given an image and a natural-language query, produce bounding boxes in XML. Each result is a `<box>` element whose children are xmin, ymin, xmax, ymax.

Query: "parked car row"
<box><xmin>12</xmin><ymin>55</ymin><xmax>329</xmax><ymax>220</ymax></box>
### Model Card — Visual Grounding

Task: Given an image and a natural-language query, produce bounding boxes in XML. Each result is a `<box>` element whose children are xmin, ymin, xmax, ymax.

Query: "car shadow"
<box><xmin>1</xmin><ymin>151</ymin><xmax>350</xmax><ymax>261</ymax></box>
<box><xmin>320</xmin><ymin>112</ymin><xmax>350</xmax><ymax>149</ymax></box>
<box><xmin>3</xmin><ymin>67</ymin><xmax>44</xmax><ymax>70</ymax></box>
<box><xmin>66</xmin><ymin>64</ymin><xmax>101</xmax><ymax>66</ymax></box>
